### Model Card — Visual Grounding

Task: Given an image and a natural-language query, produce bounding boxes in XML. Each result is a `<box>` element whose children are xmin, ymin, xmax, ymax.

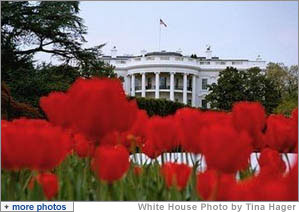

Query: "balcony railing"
<box><xmin>110</xmin><ymin>56</ymin><xmax>266</xmax><ymax>70</ymax></box>
<box><xmin>135</xmin><ymin>85</ymin><xmax>192</xmax><ymax>91</ymax></box>
<box><xmin>159</xmin><ymin>85</ymin><xmax>170</xmax><ymax>89</ymax></box>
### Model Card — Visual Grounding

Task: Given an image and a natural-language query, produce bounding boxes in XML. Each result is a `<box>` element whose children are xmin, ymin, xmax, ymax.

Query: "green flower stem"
<box><xmin>284</xmin><ymin>153</ymin><xmax>291</xmax><ymax>171</ymax></box>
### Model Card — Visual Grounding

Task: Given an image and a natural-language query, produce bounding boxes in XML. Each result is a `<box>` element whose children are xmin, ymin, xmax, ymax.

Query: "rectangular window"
<box><xmin>135</xmin><ymin>79</ymin><xmax>141</xmax><ymax>90</ymax></box>
<box><xmin>175</xmin><ymin>78</ymin><xmax>179</xmax><ymax>88</ymax></box>
<box><xmin>160</xmin><ymin>76</ymin><xmax>167</xmax><ymax>89</ymax></box>
<box><xmin>147</xmin><ymin>77</ymin><xmax>152</xmax><ymax>89</ymax></box>
<box><xmin>188</xmin><ymin>78</ymin><xmax>192</xmax><ymax>91</ymax></box>
<box><xmin>202</xmin><ymin>99</ymin><xmax>207</xmax><ymax>109</ymax></box>
<box><xmin>188</xmin><ymin>99</ymin><xmax>192</xmax><ymax>106</ymax></box>
<box><xmin>202</xmin><ymin>79</ymin><xmax>208</xmax><ymax>90</ymax></box>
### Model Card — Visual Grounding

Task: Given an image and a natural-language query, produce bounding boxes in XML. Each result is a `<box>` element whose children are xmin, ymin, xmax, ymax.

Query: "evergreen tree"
<box><xmin>1</xmin><ymin>1</ymin><xmax>115</xmax><ymax>108</ymax></box>
<box><xmin>205</xmin><ymin>67</ymin><xmax>281</xmax><ymax>113</ymax></box>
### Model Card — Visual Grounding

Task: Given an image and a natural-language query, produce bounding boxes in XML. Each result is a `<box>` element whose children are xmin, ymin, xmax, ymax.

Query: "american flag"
<box><xmin>160</xmin><ymin>19</ymin><xmax>167</xmax><ymax>27</ymax></box>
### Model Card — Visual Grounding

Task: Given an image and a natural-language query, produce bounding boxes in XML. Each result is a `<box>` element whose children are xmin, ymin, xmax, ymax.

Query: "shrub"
<box><xmin>128</xmin><ymin>97</ymin><xmax>189</xmax><ymax>117</ymax></box>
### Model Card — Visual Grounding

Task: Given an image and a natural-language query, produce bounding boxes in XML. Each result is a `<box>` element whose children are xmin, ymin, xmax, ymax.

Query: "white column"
<box><xmin>155</xmin><ymin>72</ymin><xmax>160</xmax><ymax>99</ymax></box>
<box><xmin>192</xmin><ymin>75</ymin><xmax>197</xmax><ymax>107</ymax></box>
<box><xmin>183</xmin><ymin>73</ymin><xmax>188</xmax><ymax>104</ymax></box>
<box><xmin>125</xmin><ymin>75</ymin><xmax>130</xmax><ymax>95</ymax></box>
<box><xmin>170</xmin><ymin>72</ymin><xmax>175</xmax><ymax>101</ymax></box>
<box><xmin>131</xmin><ymin>74</ymin><xmax>135</xmax><ymax>97</ymax></box>
<box><xmin>141</xmin><ymin>73</ymin><xmax>146</xmax><ymax>97</ymax></box>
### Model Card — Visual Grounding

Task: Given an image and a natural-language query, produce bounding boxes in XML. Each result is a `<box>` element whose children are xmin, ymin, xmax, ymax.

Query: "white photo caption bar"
<box><xmin>1</xmin><ymin>201</ymin><xmax>298</xmax><ymax>212</ymax></box>
<box><xmin>74</xmin><ymin>202</ymin><xmax>298</xmax><ymax>212</ymax></box>
<box><xmin>1</xmin><ymin>202</ymin><xmax>73</xmax><ymax>212</ymax></box>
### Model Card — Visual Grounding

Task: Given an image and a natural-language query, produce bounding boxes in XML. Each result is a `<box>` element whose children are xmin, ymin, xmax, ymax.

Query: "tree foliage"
<box><xmin>6</xmin><ymin>63</ymin><xmax>83</xmax><ymax>107</ymax></box>
<box><xmin>1</xmin><ymin>81</ymin><xmax>43</xmax><ymax>120</ymax></box>
<box><xmin>1</xmin><ymin>1</ymin><xmax>114</xmax><ymax>73</ymax></box>
<box><xmin>1</xmin><ymin>1</ymin><xmax>116</xmax><ymax>108</ymax></box>
<box><xmin>266</xmin><ymin>63</ymin><xmax>298</xmax><ymax>115</ymax></box>
<box><xmin>274</xmin><ymin>96</ymin><xmax>298</xmax><ymax>116</ymax></box>
<box><xmin>265</xmin><ymin>63</ymin><xmax>298</xmax><ymax>96</ymax></box>
<box><xmin>205</xmin><ymin>67</ymin><xmax>281</xmax><ymax>113</ymax></box>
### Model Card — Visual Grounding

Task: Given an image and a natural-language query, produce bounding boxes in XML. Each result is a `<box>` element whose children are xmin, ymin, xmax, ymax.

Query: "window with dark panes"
<box><xmin>202</xmin><ymin>79</ymin><xmax>208</xmax><ymax>90</ymax></box>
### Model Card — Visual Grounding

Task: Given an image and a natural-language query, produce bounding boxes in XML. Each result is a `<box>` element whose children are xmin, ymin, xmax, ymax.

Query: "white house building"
<box><xmin>101</xmin><ymin>47</ymin><xmax>266</xmax><ymax>108</ymax></box>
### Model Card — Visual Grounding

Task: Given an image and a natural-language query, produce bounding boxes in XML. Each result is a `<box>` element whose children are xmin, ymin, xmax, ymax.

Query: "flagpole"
<box><xmin>159</xmin><ymin>19</ymin><xmax>161</xmax><ymax>51</ymax></box>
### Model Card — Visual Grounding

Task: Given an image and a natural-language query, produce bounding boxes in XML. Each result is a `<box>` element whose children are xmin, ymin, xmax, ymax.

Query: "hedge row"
<box><xmin>3</xmin><ymin>90</ymin><xmax>211</xmax><ymax>120</ymax></box>
<box><xmin>128</xmin><ymin>97</ymin><xmax>191</xmax><ymax>117</ymax></box>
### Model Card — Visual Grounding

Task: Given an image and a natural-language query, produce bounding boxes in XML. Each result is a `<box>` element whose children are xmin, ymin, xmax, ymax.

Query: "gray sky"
<box><xmin>37</xmin><ymin>1</ymin><xmax>298</xmax><ymax>66</ymax></box>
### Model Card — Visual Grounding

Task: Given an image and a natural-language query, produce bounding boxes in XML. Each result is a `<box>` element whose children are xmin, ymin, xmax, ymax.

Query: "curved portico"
<box><xmin>127</xmin><ymin>68</ymin><xmax>198</xmax><ymax>106</ymax></box>
<box><xmin>103</xmin><ymin>49</ymin><xmax>266</xmax><ymax>108</ymax></box>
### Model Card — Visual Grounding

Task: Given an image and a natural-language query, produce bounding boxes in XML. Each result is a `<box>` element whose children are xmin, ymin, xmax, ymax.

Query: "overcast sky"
<box><xmin>36</xmin><ymin>1</ymin><xmax>298</xmax><ymax>66</ymax></box>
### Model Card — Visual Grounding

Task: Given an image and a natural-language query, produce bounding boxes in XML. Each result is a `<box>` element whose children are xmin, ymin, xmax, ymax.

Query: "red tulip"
<box><xmin>174</xmin><ymin>108</ymin><xmax>203</xmax><ymax>153</ymax></box>
<box><xmin>1</xmin><ymin>119</ymin><xmax>71</xmax><ymax>171</ymax></box>
<box><xmin>257</xmin><ymin>179</ymin><xmax>292</xmax><ymax>201</ymax></box>
<box><xmin>37</xmin><ymin>173</ymin><xmax>59</xmax><ymax>200</ymax></box>
<box><xmin>100</xmin><ymin>131</ymin><xmax>125</xmax><ymax>147</ymax></box>
<box><xmin>199</xmin><ymin>125</ymin><xmax>252</xmax><ymax>173</ymax></box>
<box><xmin>145</xmin><ymin>116</ymin><xmax>180</xmax><ymax>153</ymax></box>
<box><xmin>291</xmin><ymin>108</ymin><xmax>298</xmax><ymax>124</ymax></box>
<box><xmin>258</xmin><ymin>148</ymin><xmax>286</xmax><ymax>179</ymax></box>
<box><xmin>231</xmin><ymin>157</ymin><xmax>297</xmax><ymax>201</ymax></box>
<box><xmin>100</xmin><ymin>131</ymin><xmax>140</xmax><ymax>152</ymax></box>
<box><xmin>40</xmin><ymin>78</ymin><xmax>139</xmax><ymax>143</ymax></box>
<box><xmin>229</xmin><ymin>176</ymin><xmax>261</xmax><ymax>201</ymax></box>
<box><xmin>254</xmin><ymin>158</ymin><xmax>298</xmax><ymax>201</ymax></box>
<box><xmin>93</xmin><ymin>145</ymin><xmax>130</xmax><ymax>183</ymax></box>
<box><xmin>142</xmin><ymin>139</ymin><xmax>163</xmax><ymax>159</ymax></box>
<box><xmin>196</xmin><ymin>170</ymin><xmax>218</xmax><ymax>200</ymax></box>
<box><xmin>283</xmin><ymin>158</ymin><xmax>298</xmax><ymax>200</ymax></box>
<box><xmin>232</xmin><ymin>101</ymin><xmax>266</xmax><ymax>150</ymax></box>
<box><xmin>200</xmin><ymin>111</ymin><xmax>232</xmax><ymax>127</ymax></box>
<box><xmin>291</xmin><ymin>108</ymin><xmax>298</xmax><ymax>151</ymax></box>
<box><xmin>73</xmin><ymin>133</ymin><xmax>95</xmax><ymax>158</ymax></box>
<box><xmin>264</xmin><ymin>115</ymin><xmax>297</xmax><ymax>152</ymax></box>
<box><xmin>160</xmin><ymin>162</ymin><xmax>191</xmax><ymax>191</ymax></box>
<box><xmin>196</xmin><ymin>169</ymin><xmax>235</xmax><ymax>200</ymax></box>
<box><xmin>128</xmin><ymin>110</ymin><xmax>149</xmax><ymax>146</ymax></box>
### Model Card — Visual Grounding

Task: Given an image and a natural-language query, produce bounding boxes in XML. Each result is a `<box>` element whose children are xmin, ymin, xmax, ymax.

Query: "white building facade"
<box><xmin>101</xmin><ymin>48</ymin><xmax>266</xmax><ymax>108</ymax></box>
